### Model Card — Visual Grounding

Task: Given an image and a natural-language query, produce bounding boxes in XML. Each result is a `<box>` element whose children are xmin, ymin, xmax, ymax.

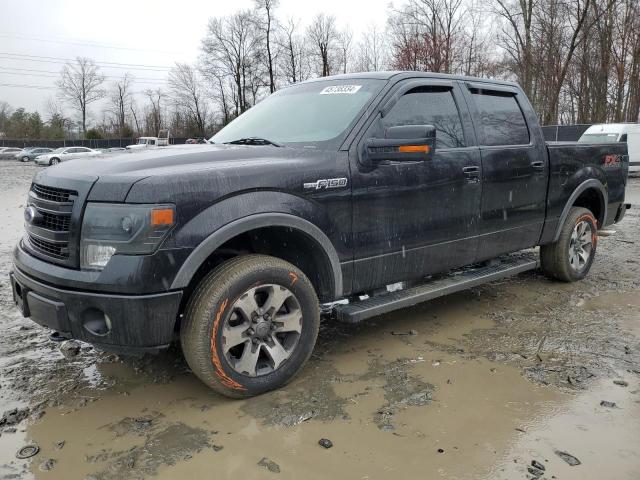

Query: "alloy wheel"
<box><xmin>221</xmin><ymin>284</ymin><xmax>302</xmax><ymax>377</ymax></box>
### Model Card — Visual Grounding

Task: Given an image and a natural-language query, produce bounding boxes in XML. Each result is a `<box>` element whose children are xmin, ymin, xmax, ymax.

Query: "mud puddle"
<box><xmin>0</xmin><ymin>165</ymin><xmax>639</xmax><ymax>479</ymax></box>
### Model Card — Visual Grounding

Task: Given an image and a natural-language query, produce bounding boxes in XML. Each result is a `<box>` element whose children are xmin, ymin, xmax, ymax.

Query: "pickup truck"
<box><xmin>10</xmin><ymin>72</ymin><xmax>630</xmax><ymax>398</ymax></box>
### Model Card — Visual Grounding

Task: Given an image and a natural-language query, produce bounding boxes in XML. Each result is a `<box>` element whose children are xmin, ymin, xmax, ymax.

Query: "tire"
<box><xmin>21</xmin><ymin>156</ymin><xmax>29</xmax><ymax>163</ymax></box>
<box><xmin>180</xmin><ymin>254</ymin><xmax>320</xmax><ymax>398</ymax></box>
<box><xmin>49</xmin><ymin>158</ymin><xmax>60</xmax><ymax>165</ymax></box>
<box><xmin>540</xmin><ymin>207</ymin><xmax>598</xmax><ymax>282</ymax></box>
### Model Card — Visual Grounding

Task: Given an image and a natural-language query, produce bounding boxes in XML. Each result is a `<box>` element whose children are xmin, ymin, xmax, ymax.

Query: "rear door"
<box><xmin>464</xmin><ymin>83</ymin><xmax>548</xmax><ymax>260</ymax></box>
<box><xmin>349</xmin><ymin>79</ymin><xmax>482</xmax><ymax>292</ymax></box>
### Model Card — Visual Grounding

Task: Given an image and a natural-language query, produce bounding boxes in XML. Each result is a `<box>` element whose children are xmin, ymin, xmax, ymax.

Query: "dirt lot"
<box><xmin>0</xmin><ymin>161</ymin><xmax>639</xmax><ymax>479</ymax></box>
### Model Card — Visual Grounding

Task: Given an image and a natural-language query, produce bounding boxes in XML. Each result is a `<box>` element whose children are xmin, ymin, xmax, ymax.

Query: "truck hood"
<box><xmin>32</xmin><ymin>144</ymin><xmax>331</xmax><ymax>202</ymax></box>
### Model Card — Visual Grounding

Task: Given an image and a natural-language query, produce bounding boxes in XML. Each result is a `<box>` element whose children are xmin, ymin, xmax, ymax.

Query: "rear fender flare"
<box><xmin>553</xmin><ymin>179</ymin><xmax>607</xmax><ymax>242</ymax></box>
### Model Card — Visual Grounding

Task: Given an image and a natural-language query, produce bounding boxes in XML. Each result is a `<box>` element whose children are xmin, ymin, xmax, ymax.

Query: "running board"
<box><xmin>334</xmin><ymin>253</ymin><xmax>538</xmax><ymax>323</ymax></box>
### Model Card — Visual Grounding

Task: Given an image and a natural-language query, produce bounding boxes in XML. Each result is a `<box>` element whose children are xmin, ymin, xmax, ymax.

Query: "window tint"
<box><xmin>381</xmin><ymin>86</ymin><xmax>465</xmax><ymax>148</ymax></box>
<box><xmin>471</xmin><ymin>90</ymin><xmax>529</xmax><ymax>146</ymax></box>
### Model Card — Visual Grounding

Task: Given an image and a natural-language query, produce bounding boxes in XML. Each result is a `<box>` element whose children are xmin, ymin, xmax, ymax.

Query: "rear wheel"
<box><xmin>540</xmin><ymin>207</ymin><xmax>598</xmax><ymax>282</ymax></box>
<box><xmin>180</xmin><ymin>254</ymin><xmax>320</xmax><ymax>398</ymax></box>
<box><xmin>21</xmin><ymin>156</ymin><xmax>29</xmax><ymax>162</ymax></box>
<box><xmin>49</xmin><ymin>158</ymin><xmax>60</xmax><ymax>165</ymax></box>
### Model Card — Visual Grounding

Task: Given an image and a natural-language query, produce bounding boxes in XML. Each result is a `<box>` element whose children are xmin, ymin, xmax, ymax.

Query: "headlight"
<box><xmin>80</xmin><ymin>203</ymin><xmax>175</xmax><ymax>270</ymax></box>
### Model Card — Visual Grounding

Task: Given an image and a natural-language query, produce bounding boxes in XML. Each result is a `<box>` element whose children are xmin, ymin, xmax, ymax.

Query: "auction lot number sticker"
<box><xmin>320</xmin><ymin>85</ymin><xmax>362</xmax><ymax>94</ymax></box>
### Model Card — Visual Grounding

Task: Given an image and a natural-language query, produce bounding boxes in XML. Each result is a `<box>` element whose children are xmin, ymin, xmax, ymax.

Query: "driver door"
<box><xmin>349</xmin><ymin>79</ymin><xmax>482</xmax><ymax>292</ymax></box>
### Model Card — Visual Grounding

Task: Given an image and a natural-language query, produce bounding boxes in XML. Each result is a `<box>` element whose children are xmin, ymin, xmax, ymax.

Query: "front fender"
<box><xmin>168</xmin><ymin>191</ymin><xmax>344</xmax><ymax>297</ymax></box>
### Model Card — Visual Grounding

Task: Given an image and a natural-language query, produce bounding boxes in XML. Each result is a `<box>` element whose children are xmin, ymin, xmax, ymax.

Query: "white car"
<box><xmin>35</xmin><ymin>147</ymin><xmax>101</xmax><ymax>166</ymax></box>
<box><xmin>579</xmin><ymin>123</ymin><xmax>640</xmax><ymax>173</ymax></box>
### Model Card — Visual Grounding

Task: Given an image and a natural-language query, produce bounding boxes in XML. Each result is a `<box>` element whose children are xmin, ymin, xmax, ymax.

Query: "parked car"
<box><xmin>10</xmin><ymin>72</ymin><xmax>629</xmax><ymax>398</ymax></box>
<box><xmin>0</xmin><ymin>147</ymin><xmax>24</xmax><ymax>160</ymax></box>
<box><xmin>34</xmin><ymin>147</ymin><xmax>101</xmax><ymax>166</ymax></box>
<box><xmin>96</xmin><ymin>147</ymin><xmax>127</xmax><ymax>154</ymax></box>
<box><xmin>15</xmin><ymin>147</ymin><xmax>54</xmax><ymax>162</ymax></box>
<box><xmin>185</xmin><ymin>138</ymin><xmax>208</xmax><ymax>144</ymax></box>
<box><xmin>579</xmin><ymin>123</ymin><xmax>640</xmax><ymax>173</ymax></box>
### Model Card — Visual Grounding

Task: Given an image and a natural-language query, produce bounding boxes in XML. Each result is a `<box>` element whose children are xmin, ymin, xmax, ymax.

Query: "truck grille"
<box><xmin>24</xmin><ymin>183</ymin><xmax>77</xmax><ymax>264</ymax></box>
<box><xmin>31</xmin><ymin>184</ymin><xmax>77</xmax><ymax>203</ymax></box>
<box><xmin>41</xmin><ymin>211</ymin><xmax>71</xmax><ymax>231</ymax></box>
<box><xmin>27</xmin><ymin>235</ymin><xmax>69</xmax><ymax>259</ymax></box>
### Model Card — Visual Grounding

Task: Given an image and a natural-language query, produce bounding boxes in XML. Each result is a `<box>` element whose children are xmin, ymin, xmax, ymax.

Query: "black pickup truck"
<box><xmin>10</xmin><ymin>72</ymin><xmax>630</xmax><ymax>397</ymax></box>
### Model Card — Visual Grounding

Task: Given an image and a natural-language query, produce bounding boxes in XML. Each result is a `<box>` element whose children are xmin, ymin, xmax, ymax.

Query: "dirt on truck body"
<box><xmin>1</xmin><ymin>164</ymin><xmax>640</xmax><ymax>478</ymax></box>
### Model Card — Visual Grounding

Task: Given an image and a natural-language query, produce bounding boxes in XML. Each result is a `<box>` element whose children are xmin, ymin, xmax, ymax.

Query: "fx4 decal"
<box><xmin>603</xmin><ymin>154</ymin><xmax>622</xmax><ymax>167</ymax></box>
<box><xmin>303</xmin><ymin>178</ymin><xmax>348</xmax><ymax>190</ymax></box>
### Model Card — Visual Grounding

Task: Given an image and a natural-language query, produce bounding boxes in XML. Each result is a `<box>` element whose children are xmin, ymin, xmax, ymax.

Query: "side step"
<box><xmin>334</xmin><ymin>253</ymin><xmax>539</xmax><ymax>323</ymax></box>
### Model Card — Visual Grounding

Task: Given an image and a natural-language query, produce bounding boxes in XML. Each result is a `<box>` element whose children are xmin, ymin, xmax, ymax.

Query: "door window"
<box><xmin>470</xmin><ymin>90</ymin><xmax>529</xmax><ymax>146</ymax></box>
<box><xmin>381</xmin><ymin>86</ymin><xmax>466</xmax><ymax>149</ymax></box>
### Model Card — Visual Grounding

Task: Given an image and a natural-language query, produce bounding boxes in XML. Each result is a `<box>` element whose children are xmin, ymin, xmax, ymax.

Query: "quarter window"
<box><xmin>381</xmin><ymin>86</ymin><xmax>466</xmax><ymax>148</ymax></box>
<box><xmin>471</xmin><ymin>90</ymin><xmax>529</xmax><ymax>146</ymax></box>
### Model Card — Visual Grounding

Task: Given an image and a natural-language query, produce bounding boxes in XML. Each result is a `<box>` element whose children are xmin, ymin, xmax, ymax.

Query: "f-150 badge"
<box><xmin>303</xmin><ymin>178</ymin><xmax>348</xmax><ymax>190</ymax></box>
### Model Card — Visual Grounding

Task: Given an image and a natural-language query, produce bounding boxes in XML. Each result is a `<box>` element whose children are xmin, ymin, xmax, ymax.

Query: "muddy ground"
<box><xmin>0</xmin><ymin>161</ymin><xmax>639</xmax><ymax>479</ymax></box>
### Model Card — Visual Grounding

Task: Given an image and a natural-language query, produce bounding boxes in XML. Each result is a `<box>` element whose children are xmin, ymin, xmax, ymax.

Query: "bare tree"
<box><xmin>0</xmin><ymin>101</ymin><xmax>12</xmax><ymax>134</ymax></box>
<box><xmin>56</xmin><ymin>57</ymin><xmax>106</xmax><ymax>136</ymax></box>
<box><xmin>108</xmin><ymin>73</ymin><xmax>133</xmax><ymax>136</ymax></box>
<box><xmin>336</xmin><ymin>28</ymin><xmax>353</xmax><ymax>74</ymax></box>
<box><xmin>306</xmin><ymin>13</ymin><xmax>338</xmax><ymax>77</ymax></box>
<box><xmin>143</xmin><ymin>88</ymin><xmax>165</xmax><ymax>135</ymax></box>
<box><xmin>169</xmin><ymin>63</ymin><xmax>208</xmax><ymax>136</ymax></box>
<box><xmin>254</xmin><ymin>0</ymin><xmax>279</xmax><ymax>93</ymax></box>
<box><xmin>353</xmin><ymin>24</ymin><xmax>387</xmax><ymax>72</ymax></box>
<box><xmin>201</xmin><ymin>11</ymin><xmax>263</xmax><ymax>115</ymax></box>
<box><xmin>278</xmin><ymin>17</ymin><xmax>309</xmax><ymax>84</ymax></box>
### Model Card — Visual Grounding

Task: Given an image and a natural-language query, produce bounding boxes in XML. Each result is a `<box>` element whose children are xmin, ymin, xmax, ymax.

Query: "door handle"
<box><xmin>462</xmin><ymin>165</ymin><xmax>480</xmax><ymax>182</ymax></box>
<box><xmin>531</xmin><ymin>161</ymin><xmax>545</xmax><ymax>171</ymax></box>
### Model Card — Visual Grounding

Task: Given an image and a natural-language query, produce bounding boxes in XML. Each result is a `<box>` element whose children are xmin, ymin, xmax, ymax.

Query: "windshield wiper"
<box><xmin>224</xmin><ymin>137</ymin><xmax>282</xmax><ymax>147</ymax></box>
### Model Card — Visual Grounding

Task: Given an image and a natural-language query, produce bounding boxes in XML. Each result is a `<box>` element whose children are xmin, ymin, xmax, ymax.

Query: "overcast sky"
<box><xmin>0</xmin><ymin>0</ymin><xmax>393</xmax><ymax>120</ymax></box>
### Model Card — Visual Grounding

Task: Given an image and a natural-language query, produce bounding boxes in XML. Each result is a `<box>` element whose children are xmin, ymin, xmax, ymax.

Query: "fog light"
<box><xmin>82</xmin><ymin>244</ymin><xmax>116</xmax><ymax>270</ymax></box>
<box><xmin>82</xmin><ymin>308</ymin><xmax>112</xmax><ymax>336</ymax></box>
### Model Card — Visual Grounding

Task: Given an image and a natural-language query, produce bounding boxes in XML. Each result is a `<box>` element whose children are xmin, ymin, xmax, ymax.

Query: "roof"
<box><xmin>583</xmin><ymin>123</ymin><xmax>640</xmax><ymax>134</ymax></box>
<box><xmin>300</xmin><ymin>71</ymin><xmax>520</xmax><ymax>89</ymax></box>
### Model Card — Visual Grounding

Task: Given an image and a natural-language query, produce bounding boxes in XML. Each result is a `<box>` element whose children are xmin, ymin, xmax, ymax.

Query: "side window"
<box><xmin>619</xmin><ymin>134</ymin><xmax>627</xmax><ymax>142</ymax></box>
<box><xmin>381</xmin><ymin>86</ymin><xmax>466</xmax><ymax>148</ymax></box>
<box><xmin>470</xmin><ymin>90</ymin><xmax>529</xmax><ymax>146</ymax></box>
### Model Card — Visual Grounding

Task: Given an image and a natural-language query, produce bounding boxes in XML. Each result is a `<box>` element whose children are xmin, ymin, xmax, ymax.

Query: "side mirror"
<box><xmin>364</xmin><ymin>125</ymin><xmax>436</xmax><ymax>163</ymax></box>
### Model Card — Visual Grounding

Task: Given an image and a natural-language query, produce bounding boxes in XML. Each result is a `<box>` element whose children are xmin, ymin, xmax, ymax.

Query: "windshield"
<box><xmin>50</xmin><ymin>148</ymin><xmax>65</xmax><ymax>153</ymax></box>
<box><xmin>137</xmin><ymin>139</ymin><xmax>147</xmax><ymax>144</ymax></box>
<box><xmin>578</xmin><ymin>133</ymin><xmax>620</xmax><ymax>143</ymax></box>
<box><xmin>211</xmin><ymin>79</ymin><xmax>385</xmax><ymax>147</ymax></box>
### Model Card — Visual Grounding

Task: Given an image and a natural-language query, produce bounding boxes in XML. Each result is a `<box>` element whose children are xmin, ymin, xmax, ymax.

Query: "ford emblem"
<box><xmin>24</xmin><ymin>206</ymin><xmax>38</xmax><ymax>225</ymax></box>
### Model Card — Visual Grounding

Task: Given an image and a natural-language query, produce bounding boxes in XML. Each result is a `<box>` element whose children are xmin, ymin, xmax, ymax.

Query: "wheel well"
<box><xmin>177</xmin><ymin>226</ymin><xmax>335</xmax><ymax>325</ymax></box>
<box><xmin>572</xmin><ymin>188</ymin><xmax>604</xmax><ymax>227</ymax></box>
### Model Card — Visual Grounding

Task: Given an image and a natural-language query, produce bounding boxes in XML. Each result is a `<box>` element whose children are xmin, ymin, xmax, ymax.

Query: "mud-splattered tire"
<box><xmin>540</xmin><ymin>207</ymin><xmax>598</xmax><ymax>282</ymax></box>
<box><xmin>180</xmin><ymin>254</ymin><xmax>320</xmax><ymax>398</ymax></box>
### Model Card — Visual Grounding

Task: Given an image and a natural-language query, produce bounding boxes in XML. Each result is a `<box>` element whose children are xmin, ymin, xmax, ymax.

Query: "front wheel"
<box><xmin>21</xmin><ymin>156</ymin><xmax>29</xmax><ymax>162</ymax></box>
<box><xmin>180</xmin><ymin>254</ymin><xmax>320</xmax><ymax>398</ymax></box>
<box><xmin>540</xmin><ymin>207</ymin><xmax>598</xmax><ymax>282</ymax></box>
<box><xmin>49</xmin><ymin>158</ymin><xmax>60</xmax><ymax>165</ymax></box>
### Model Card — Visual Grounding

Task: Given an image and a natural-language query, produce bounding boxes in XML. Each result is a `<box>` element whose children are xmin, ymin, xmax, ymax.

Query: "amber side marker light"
<box><xmin>151</xmin><ymin>208</ymin><xmax>175</xmax><ymax>226</ymax></box>
<box><xmin>398</xmin><ymin>145</ymin><xmax>430</xmax><ymax>153</ymax></box>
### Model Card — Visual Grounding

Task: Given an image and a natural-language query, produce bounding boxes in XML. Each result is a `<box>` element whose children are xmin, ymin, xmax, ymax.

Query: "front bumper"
<box><xmin>10</xmin><ymin>267</ymin><xmax>182</xmax><ymax>354</ymax></box>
